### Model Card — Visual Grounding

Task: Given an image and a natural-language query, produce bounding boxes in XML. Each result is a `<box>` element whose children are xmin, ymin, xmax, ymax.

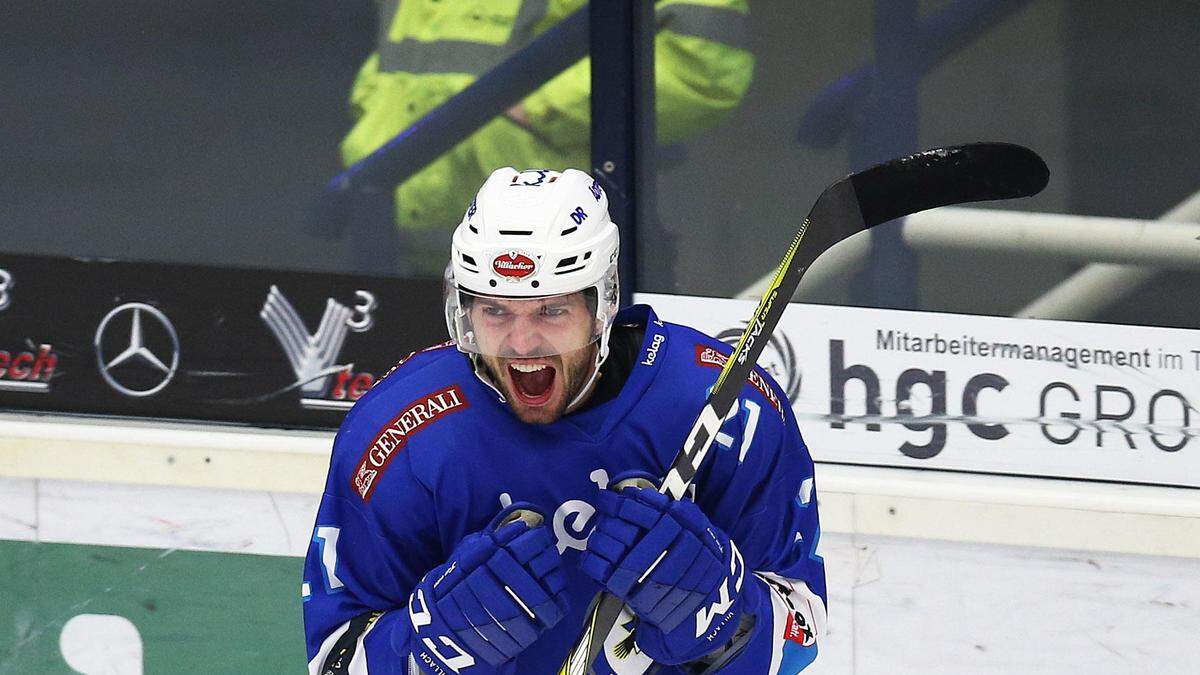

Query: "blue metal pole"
<box><xmin>852</xmin><ymin>0</ymin><xmax>920</xmax><ymax>308</ymax></box>
<box><xmin>799</xmin><ymin>0</ymin><xmax>1034</xmax><ymax>148</ymax></box>
<box><xmin>590</xmin><ymin>0</ymin><xmax>655</xmax><ymax>308</ymax></box>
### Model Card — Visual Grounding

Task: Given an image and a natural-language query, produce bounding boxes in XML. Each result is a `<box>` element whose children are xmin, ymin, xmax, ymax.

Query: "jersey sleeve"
<box><xmin>302</xmin><ymin>416</ymin><xmax>443</xmax><ymax>674</ymax></box>
<box><xmin>699</xmin><ymin>388</ymin><xmax>828</xmax><ymax>674</ymax></box>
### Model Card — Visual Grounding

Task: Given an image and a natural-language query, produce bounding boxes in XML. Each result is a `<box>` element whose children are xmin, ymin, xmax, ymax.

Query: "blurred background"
<box><xmin>4</xmin><ymin>0</ymin><xmax>1199</xmax><ymax>322</ymax></box>
<box><xmin>1</xmin><ymin>1</ymin><xmax>1198</xmax><ymax>672</ymax></box>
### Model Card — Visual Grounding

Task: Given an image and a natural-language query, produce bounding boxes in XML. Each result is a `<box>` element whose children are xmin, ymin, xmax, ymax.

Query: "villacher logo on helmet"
<box><xmin>492</xmin><ymin>251</ymin><xmax>538</xmax><ymax>281</ymax></box>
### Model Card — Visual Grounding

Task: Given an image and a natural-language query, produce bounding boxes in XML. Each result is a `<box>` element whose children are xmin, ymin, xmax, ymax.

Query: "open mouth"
<box><xmin>507</xmin><ymin>361</ymin><xmax>557</xmax><ymax>406</ymax></box>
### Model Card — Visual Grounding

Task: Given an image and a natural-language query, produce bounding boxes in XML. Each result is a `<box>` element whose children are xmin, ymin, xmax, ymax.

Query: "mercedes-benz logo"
<box><xmin>94</xmin><ymin>303</ymin><xmax>180</xmax><ymax>397</ymax></box>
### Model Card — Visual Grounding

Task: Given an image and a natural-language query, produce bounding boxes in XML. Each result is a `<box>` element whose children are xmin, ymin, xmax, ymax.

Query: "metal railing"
<box><xmin>736</xmin><ymin>206</ymin><xmax>1200</xmax><ymax>309</ymax></box>
<box><xmin>307</xmin><ymin>2</ymin><xmax>654</xmax><ymax>305</ymax></box>
<box><xmin>306</xmin><ymin>6</ymin><xmax>592</xmax><ymax>271</ymax></box>
<box><xmin>1016</xmin><ymin>189</ymin><xmax>1200</xmax><ymax>320</ymax></box>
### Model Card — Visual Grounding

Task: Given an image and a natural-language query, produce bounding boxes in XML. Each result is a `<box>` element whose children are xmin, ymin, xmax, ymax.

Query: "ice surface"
<box><xmin>808</xmin><ymin>532</ymin><xmax>1200</xmax><ymax>674</ymax></box>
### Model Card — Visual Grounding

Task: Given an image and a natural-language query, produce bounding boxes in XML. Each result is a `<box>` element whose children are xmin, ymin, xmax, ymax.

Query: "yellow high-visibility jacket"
<box><xmin>341</xmin><ymin>0</ymin><xmax>754</xmax><ymax>255</ymax></box>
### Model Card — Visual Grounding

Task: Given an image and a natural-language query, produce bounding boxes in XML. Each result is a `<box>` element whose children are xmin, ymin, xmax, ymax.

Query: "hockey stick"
<box><xmin>558</xmin><ymin>142</ymin><xmax>1049</xmax><ymax>675</ymax></box>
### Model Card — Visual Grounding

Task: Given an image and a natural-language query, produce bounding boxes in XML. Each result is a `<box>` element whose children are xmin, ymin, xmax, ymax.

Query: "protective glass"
<box><xmin>446</xmin><ymin>288</ymin><xmax>604</xmax><ymax>359</ymax></box>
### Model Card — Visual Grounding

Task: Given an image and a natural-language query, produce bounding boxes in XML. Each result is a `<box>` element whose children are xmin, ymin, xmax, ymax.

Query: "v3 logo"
<box><xmin>260</xmin><ymin>285</ymin><xmax>378</xmax><ymax>410</ymax></box>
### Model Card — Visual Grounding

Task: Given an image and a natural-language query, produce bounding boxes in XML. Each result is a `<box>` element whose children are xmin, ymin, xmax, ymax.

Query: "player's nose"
<box><xmin>504</xmin><ymin>316</ymin><xmax>547</xmax><ymax>356</ymax></box>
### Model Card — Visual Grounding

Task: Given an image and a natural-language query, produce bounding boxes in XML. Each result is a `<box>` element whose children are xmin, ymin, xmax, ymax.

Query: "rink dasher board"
<box><xmin>1</xmin><ymin>294</ymin><xmax>1199</xmax><ymax>558</ymax></box>
<box><xmin>2</xmin><ymin>459</ymin><xmax>1198</xmax><ymax>559</ymax></box>
<box><xmin>3</xmin><ymin>299</ymin><xmax>1195</xmax><ymax>493</ymax></box>
<box><xmin>639</xmin><ymin>293</ymin><xmax>1200</xmax><ymax>490</ymax></box>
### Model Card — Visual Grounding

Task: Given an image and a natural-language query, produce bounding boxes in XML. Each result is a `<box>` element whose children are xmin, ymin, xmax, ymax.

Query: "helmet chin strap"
<box><xmin>469</xmin><ymin>354</ymin><xmax>507</xmax><ymax>402</ymax></box>
<box><xmin>565</xmin><ymin>350</ymin><xmax>604</xmax><ymax>413</ymax></box>
<box><xmin>566</xmin><ymin>322</ymin><xmax>613</xmax><ymax>413</ymax></box>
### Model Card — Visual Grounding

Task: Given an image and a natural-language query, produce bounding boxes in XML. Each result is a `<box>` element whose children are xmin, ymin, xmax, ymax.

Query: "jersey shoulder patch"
<box><xmin>349</xmin><ymin>383</ymin><xmax>471</xmax><ymax>502</ymax></box>
<box><xmin>659</xmin><ymin>321</ymin><xmax>789</xmax><ymax>419</ymax></box>
<box><xmin>332</xmin><ymin>344</ymin><xmax>472</xmax><ymax>502</ymax></box>
<box><xmin>376</xmin><ymin>340</ymin><xmax>458</xmax><ymax>386</ymax></box>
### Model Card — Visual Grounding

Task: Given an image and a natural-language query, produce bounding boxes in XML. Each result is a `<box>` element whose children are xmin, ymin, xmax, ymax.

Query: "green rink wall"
<box><xmin>0</xmin><ymin>539</ymin><xmax>306</xmax><ymax>674</ymax></box>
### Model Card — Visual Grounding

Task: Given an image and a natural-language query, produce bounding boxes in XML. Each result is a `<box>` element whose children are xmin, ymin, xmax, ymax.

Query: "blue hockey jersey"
<box><xmin>303</xmin><ymin>305</ymin><xmax>827</xmax><ymax>674</ymax></box>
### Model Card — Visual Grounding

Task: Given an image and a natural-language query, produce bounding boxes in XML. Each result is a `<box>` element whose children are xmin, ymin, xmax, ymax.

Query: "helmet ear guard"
<box><xmin>592</xmin><ymin>262</ymin><xmax>619</xmax><ymax>363</ymax></box>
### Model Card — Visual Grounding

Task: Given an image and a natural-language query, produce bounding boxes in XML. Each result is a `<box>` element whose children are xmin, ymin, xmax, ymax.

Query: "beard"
<box><xmin>480</xmin><ymin>343</ymin><xmax>598</xmax><ymax>424</ymax></box>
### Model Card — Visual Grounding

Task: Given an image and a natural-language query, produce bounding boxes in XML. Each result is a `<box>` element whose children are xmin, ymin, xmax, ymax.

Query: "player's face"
<box><xmin>470</xmin><ymin>292</ymin><xmax>599</xmax><ymax>424</ymax></box>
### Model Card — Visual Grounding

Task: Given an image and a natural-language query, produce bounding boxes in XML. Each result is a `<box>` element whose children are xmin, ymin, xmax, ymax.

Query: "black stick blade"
<box><xmin>851</xmin><ymin>142</ymin><xmax>1050</xmax><ymax>228</ymax></box>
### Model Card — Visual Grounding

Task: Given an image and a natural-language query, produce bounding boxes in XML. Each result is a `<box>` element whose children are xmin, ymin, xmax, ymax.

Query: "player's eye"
<box><xmin>541</xmin><ymin>305</ymin><xmax>569</xmax><ymax>318</ymax></box>
<box><xmin>481</xmin><ymin>305</ymin><xmax>508</xmax><ymax>317</ymax></box>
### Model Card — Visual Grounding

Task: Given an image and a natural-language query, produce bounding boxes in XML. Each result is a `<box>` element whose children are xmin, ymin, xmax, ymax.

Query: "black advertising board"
<box><xmin>0</xmin><ymin>254</ymin><xmax>446</xmax><ymax>428</ymax></box>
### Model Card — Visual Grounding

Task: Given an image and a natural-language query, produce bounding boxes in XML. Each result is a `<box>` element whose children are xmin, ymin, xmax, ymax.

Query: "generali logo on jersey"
<box><xmin>352</xmin><ymin>385</ymin><xmax>469</xmax><ymax>501</ymax></box>
<box><xmin>695</xmin><ymin>345</ymin><xmax>784</xmax><ymax>416</ymax></box>
<box><xmin>492</xmin><ymin>251</ymin><xmax>537</xmax><ymax>280</ymax></box>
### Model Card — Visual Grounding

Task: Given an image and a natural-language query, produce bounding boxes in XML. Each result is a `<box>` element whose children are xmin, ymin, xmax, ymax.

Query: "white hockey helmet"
<box><xmin>445</xmin><ymin>167</ymin><xmax>620</xmax><ymax>365</ymax></box>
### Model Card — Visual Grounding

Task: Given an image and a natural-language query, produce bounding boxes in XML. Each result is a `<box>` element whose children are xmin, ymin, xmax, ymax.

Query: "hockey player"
<box><xmin>303</xmin><ymin>168</ymin><xmax>827</xmax><ymax>674</ymax></box>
